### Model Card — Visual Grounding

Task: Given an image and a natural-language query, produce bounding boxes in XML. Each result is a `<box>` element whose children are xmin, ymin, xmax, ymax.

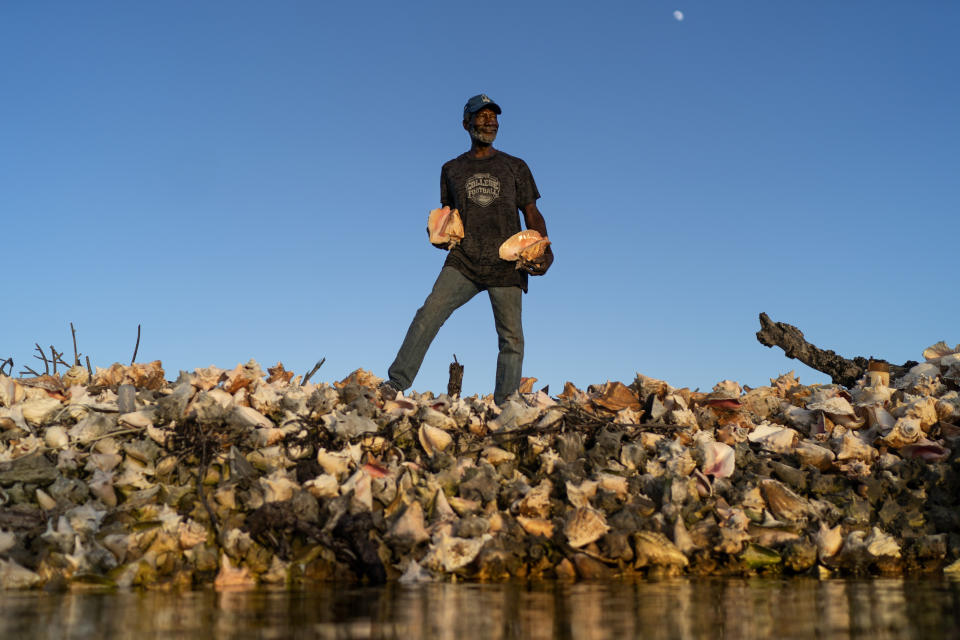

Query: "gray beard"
<box><xmin>469</xmin><ymin>125</ymin><xmax>497</xmax><ymax>145</ymax></box>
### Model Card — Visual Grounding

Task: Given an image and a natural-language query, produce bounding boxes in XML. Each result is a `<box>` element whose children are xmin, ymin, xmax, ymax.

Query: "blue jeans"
<box><xmin>387</xmin><ymin>266</ymin><xmax>523</xmax><ymax>405</ymax></box>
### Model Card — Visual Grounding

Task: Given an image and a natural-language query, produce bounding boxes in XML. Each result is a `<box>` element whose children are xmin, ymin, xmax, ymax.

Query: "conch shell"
<box><xmin>498</xmin><ymin>230</ymin><xmax>551</xmax><ymax>266</ymax></box>
<box><xmin>879</xmin><ymin>417</ymin><xmax>921</xmax><ymax>448</ymax></box>
<box><xmin>419</xmin><ymin>424</ymin><xmax>452</xmax><ymax>457</ymax></box>
<box><xmin>427</xmin><ymin>207</ymin><xmax>464</xmax><ymax>248</ymax></box>
<box><xmin>923</xmin><ymin>341</ymin><xmax>960</xmax><ymax>363</ymax></box>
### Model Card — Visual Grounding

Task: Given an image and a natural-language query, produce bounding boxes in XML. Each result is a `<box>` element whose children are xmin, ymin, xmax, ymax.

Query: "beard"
<box><xmin>469</xmin><ymin>124</ymin><xmax>498</xmax><ymax>145</ymax></box>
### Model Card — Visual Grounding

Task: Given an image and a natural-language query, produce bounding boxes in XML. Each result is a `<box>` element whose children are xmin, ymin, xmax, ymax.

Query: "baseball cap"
<box><xmin>463</xmin><ymin>94</ymin><xmax>502</xmax><ymax>119</ymax></box>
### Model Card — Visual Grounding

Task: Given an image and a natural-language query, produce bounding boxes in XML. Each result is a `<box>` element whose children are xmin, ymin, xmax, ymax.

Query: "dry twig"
<box><xmin>10</xmin><ymin>324</ymin><xmax>95</xmax><ymax>378</ymax></box>
<box><xmin>81</xmin><ymin>427</ymin><xmax>146</xmax><ymax>445</ymax></box>
<box><xmin>33</xmin><ymin>343</ymin><xmax>49</xmax><ymax>375</ymax></box>
<box><xmin>302</xmin><ymin>357</ymin><xmax>325</xmax><ymax>385</ymax></box>
<box><xmin>49</xmin><ymin>346</ymin><xmax>69</xmax><ymax>375</ymax></box>
<box><xmin>70</xmin><ymin>322</ymin><xmax>81</xmax><ymax>366</ymax></box>
<box><xmin>131</xmin><ymin>324</ymin><xmax>141</xmax><ymax>364</ymax></box>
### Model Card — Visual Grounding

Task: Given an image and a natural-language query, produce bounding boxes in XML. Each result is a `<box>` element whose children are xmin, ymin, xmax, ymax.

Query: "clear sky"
<box><xmin>2</xmin><ymin>1</ymin><xmax>957</xmax><ymax>396</ymax></box>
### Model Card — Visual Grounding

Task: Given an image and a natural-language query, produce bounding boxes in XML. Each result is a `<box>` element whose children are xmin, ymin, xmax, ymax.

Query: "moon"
<box><xmin>673</xmin><ymin>10</ymin><xmax>684</xmax><ymax>21</ymax></box>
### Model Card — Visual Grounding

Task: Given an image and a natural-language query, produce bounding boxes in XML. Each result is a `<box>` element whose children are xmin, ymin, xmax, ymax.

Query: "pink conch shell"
<box><xmin>428</xmin><ymin>207</ymin><xmax>464</xmax><ymax>248</ymax></box>
<box><xmin>498</xmin><ymin>230</ymin><xmax>551</xmax><ymax>262</ymax></box>
<box><xmin>900</xmin><ymin>438</ymin><xmax>951</xmax><ymax>462</ymax></box>
<box><xmin>702</xmin><ymin>441</ymin><xmax>735</xmax><ymax>479</ymax></box>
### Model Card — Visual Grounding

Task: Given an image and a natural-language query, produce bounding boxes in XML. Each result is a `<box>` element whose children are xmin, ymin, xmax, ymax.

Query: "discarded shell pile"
<box><xmin>2</xmin><ymin>344</ymin><xmax>960</xmax><ymax>590</ymax></box>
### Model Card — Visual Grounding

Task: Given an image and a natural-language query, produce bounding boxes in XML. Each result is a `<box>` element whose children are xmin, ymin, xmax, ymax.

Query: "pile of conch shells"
<box><xmin>2</xmin><ymin>343</ymin><xmax>960</xmax><ymax>590</ymax></box>
<box><xmin>427</xmin><ymin>206</ymin><xmax>464</xmax><ymax>249</ymax></box>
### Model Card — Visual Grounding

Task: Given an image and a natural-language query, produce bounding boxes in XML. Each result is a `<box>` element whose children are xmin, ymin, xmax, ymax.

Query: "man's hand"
<box><xmin>426</xmin><ymin>225</ymin><xmax>452</xmax><ymax>250</ymax></box>
<box><xmin>520</xmin><ymin>246</ymin><xmax>553</xmax><ymax>275</ymax></box>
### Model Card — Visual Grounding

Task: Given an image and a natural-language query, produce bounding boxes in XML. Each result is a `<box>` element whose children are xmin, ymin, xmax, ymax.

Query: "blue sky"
<box><xmin>2</xmin><ymin>1</ymin><xmax>957</xmax><ymax>396</ymax></box>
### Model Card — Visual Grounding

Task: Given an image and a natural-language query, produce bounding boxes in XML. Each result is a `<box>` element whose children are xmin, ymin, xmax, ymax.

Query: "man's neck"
<box><xmin>468</xmin><ymin>143</ymin><xmax>497</xmax><ymax>159</ymax></box>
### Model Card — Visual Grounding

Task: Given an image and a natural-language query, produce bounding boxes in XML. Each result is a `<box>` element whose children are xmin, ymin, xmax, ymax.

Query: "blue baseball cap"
<box><xmin>463</xmin><ymin>94</ymin><xmax>502</xmax><ymax>120</ymax></box>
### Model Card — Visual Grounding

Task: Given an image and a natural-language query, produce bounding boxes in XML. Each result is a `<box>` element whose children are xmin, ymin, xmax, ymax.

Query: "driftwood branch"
<box><xmin>447</xmin><ymin>354</ymin><xmax>464</xmax><ymax>397</ymax></box>
<box><xmin>0</xmin><ymin>358</ymin><xmax>12</xmax><ymax>376</ymax></box>
<box><xmin>756</xmin><ymin>312</ymin><xmax>914</xmax><ymax>387</ymax></box>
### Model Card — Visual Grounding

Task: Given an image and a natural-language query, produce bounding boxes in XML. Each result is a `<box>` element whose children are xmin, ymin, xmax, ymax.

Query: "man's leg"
<box><xmin>387</xmin><ymin>267</ymin><xmax>480</xmax><ymax>391</ymax></box>
<box><xmin>488</xmin><ymin>285</ymin><xmax>524</xmax><ymax>405</ymax></box>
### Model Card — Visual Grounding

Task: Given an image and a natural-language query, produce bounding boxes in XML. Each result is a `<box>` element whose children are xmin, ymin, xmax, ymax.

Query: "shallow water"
<box><xmin>2</xmin><ymin>578</ymin><xmax>959</xmax><ymax>640</ymax></box>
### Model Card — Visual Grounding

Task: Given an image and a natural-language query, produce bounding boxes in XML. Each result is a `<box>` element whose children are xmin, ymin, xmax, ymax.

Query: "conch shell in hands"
<box><xmin>498</xmin><ymin>230</ymin><xmax>551</xmax><ymax>267</ymax></box>
<box><xmin>427</xmin><ymin>207</ymin><xmax>464</xmax><ymax>248</ymax></box>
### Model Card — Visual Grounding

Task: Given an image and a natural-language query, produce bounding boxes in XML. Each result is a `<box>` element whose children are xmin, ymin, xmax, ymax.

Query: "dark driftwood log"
<box><xmin>755</xmin><ymin>312</ymin><xmax>914</xmax><ymax>388</ymax></box>
<box><xmin>447</xmin><ymin>355</ymin><xmax>464</xmax><ymax>397</ymax></box>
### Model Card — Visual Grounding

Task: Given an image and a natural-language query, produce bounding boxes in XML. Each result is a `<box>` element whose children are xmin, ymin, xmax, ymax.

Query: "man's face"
<box><xmin>466</xmin><ymin>107</ymin><xmax>499</xmax><ymax>144</ymax></box>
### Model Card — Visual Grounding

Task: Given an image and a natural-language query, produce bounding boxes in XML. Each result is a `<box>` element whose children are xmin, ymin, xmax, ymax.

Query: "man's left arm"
<box><xmin>522</xmin><ymin>202</ymin><xmax>548</xmax><ymax>236</ymax></box>
<box><xmin>521</xmin><ymin>202</ymin><xmax>553</xmax><ymax>275</ymax></box>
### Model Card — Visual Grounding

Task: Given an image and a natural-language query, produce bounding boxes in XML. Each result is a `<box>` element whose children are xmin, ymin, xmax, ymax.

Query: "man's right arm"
<box><xmin>440</xmin><ymin>166</ymin><xmax>451</xmax><ymax>208</ymax></box>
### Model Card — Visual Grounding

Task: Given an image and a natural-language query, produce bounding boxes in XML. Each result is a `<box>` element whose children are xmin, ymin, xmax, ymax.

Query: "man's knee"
<box><xmin>415</xmin><ymin>293</ymin><xmax>454</xmax><ymax>327</ymax></box>
<box><xmin>498</xmin><ymin>330</ymin><xmax>524</xmax><ymax>354</ymax></box>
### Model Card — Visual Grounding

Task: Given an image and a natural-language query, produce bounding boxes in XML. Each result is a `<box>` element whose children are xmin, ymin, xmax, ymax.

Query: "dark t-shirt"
<box><xmin>440</xmin><ymin>150</ymin><xmax>540</xmax><ymax>291</ymax></box>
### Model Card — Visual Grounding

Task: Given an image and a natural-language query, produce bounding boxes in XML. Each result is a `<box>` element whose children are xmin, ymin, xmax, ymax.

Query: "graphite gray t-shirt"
<box><xmin>440</xmin><ymin>150</ymin><xmax>540</xmax><ymax>291</ymax></box>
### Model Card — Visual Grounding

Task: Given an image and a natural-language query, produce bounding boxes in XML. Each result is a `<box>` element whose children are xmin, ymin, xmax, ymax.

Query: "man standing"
<box><xmin>382</xmin><ymin>94</ymin><xmax>553</xmax><ymax>405</ymax></box>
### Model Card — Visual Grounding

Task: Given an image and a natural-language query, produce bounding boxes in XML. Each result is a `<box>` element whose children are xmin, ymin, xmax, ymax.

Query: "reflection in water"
<box><xmin>1</xmin><ymin>579</ymin><xmax>959</xmax><ymax>639</ymax></box>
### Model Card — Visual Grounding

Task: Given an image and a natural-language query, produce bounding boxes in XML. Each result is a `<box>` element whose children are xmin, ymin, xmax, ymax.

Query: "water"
<box><xmin>2</xmin><ymin>578</ymin><xmax>959</xmax><ymax>639</ymax></box>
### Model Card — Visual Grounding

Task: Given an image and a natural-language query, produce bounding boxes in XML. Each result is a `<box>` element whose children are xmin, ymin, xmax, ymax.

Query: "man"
<box><xmin>382</xmin><ymin>93</ymin><xmax>553</xmax><ymax>405</ymax></box>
